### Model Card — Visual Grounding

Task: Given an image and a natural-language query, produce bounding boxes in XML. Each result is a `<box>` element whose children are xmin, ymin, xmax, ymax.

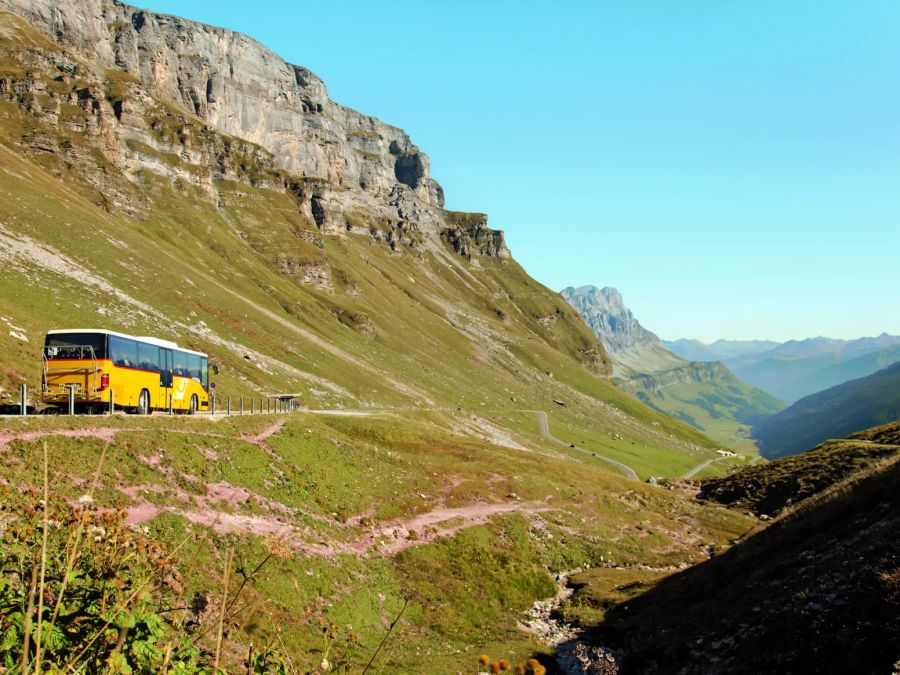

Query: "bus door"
<box><xmin>159</xmin><ymin>348</ymin><xmax>173</xmax><ymax>409</ymax></box>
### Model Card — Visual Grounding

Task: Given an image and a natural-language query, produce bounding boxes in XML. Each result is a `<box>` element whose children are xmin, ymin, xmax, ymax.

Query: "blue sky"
<box><xmin>146</xmin><ymin>1</ymin><xmax>900</xmax><ymax>342</ymax></box>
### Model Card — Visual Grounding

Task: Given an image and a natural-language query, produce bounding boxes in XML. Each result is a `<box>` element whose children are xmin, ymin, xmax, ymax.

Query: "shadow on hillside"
<box><xmin>573</xmin><ymin>459</ymin><xmax>900</xmax><ymax>674</ymax></box>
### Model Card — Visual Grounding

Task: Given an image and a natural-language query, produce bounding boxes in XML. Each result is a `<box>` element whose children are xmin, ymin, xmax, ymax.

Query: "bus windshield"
<box><xmin>44</xmin><ymin>333</ymin><xmax>107</xmax><ymax>360</ymax></box>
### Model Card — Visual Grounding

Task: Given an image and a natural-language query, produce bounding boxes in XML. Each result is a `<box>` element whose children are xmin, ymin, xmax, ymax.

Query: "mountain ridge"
<box><xmin>663</xmin><ymin>337</ymin><xmax>781</xmax><ymax>362</ymax></box>
<box><xmin>667</xmin><ymin>333</ymin><xmax>900</xmax><ymax>404</ymax></box>
<box><xmin>753</xmin><ymin>361</ymin><xmax>900</xmax><ymax>459</ymax></box>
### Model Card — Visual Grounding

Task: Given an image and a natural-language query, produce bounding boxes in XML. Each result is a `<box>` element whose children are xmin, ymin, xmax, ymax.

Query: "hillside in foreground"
<box><xmin>702</xmin><ymin>420</ymin><xmax>900</xmax><ymax>517</ymax></box>
<box><xmin>569</xmin><ymin>446</ymin><xmax>900</xmax><ymax>674</ymax></box>
<box><xmin>753</xmin><ymin>361</ymin><xmax>900</xmax><ymax>459</ymax></box>
<box><xmin>0</xmin><ymin>413</ymin><xmax>752</xmax><ymax>671</ymax></box>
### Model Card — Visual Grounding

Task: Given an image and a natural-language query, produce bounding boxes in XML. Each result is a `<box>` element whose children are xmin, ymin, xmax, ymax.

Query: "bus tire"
<box><xmin>137</xmin><ymin>389</ymin><xmax>150</xmax><ymax>415</ymax></box>
<box><xmin>189</xmin><ymin>394</ymin><xmax>198</xmax><ymax>415</ymax></box>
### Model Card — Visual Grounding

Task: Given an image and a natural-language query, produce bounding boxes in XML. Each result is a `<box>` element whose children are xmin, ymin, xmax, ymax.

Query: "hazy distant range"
<box><xmin>664</xmin><ymin>335</ymin><xmax>900</xmax><ymax>404</ymax></box>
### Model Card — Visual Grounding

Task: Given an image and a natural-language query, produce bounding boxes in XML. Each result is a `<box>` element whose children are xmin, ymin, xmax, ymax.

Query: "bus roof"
<box><xmin>46</xmin><ymin>329</ymin><xmax>208</xmax><ymax>358</ymax></box>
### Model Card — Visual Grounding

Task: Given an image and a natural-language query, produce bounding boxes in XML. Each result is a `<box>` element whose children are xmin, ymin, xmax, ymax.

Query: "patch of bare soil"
<box><xmin>122</xmin><ymin>478</ymin><xmax>552</xmax><ymax>559</ymax></box>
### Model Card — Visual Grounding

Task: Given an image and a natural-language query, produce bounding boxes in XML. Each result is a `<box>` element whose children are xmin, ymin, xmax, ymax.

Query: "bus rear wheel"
<box><xmin>189</xmin><ymin>394</ymin><xmax>198</xmax><ymax>415</ymax></box>
<box><xmin>137</xmin><ymin>389</ymin><xmax>150</xmax><ymax>415</ymax></box>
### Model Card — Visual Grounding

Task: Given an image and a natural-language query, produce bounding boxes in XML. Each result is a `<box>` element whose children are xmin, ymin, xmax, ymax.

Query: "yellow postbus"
<box><xmin>41</xmin><ymin>329</ymin><xmax>210</xmax><ymax>414</ymax></box>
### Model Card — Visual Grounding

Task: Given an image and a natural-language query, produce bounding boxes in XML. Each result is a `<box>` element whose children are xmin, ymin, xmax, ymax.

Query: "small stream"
<box><xmin>520</xmin><ymin>568</ymin><xmax>622</xmax><ymax>675</ymax></box>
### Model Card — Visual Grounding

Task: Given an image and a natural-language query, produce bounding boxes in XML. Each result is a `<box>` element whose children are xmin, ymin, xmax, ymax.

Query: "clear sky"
<box><xmin>144</xmin><ymin>0</ymin><xmax>899</xmax><ymax>342</ymax></box>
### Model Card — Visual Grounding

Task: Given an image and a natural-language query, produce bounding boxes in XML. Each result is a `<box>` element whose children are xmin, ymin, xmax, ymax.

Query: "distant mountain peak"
<box><xmin>560</xmin><ymin>286</ymin><xmax>660</xmax><ymax>355</ymax></box>
<box><xmin>561</xmin><ymin>284</ymin><xmax>785</xmax><ymax>449</ymax></box>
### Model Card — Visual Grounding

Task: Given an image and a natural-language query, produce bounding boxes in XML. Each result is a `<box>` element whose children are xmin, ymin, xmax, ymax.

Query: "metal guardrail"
<box><xmin>10</xmin><ymin>384</ymin><xmax>301</xmax><ymax>417</ymax></box>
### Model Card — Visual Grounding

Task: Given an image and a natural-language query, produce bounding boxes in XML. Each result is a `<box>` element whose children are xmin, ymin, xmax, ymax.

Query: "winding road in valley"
<box><xmin>535</xmin><ymin>411</ymin><xmax>639</xmax><ymax>480</ymax></box>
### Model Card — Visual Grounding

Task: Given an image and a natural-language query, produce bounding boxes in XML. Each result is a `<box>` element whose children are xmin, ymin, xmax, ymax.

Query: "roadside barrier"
<box><xmin>10</xmin><ymin>385</ymin><xmax>301</xmax><ymax>417</ymax></box>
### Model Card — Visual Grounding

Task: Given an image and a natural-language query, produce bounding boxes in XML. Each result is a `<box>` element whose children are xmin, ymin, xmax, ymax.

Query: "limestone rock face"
<box><xmin>0</xmin><ymin>0</ymin><xmax>503</xmax><ymax>257</ymax></box>
<box><xmin>0</xmin><ymin>0</ymin><xmax>439</xmax><ymax>200</ymax></box>
<box><xmin>561</xmin><ymin>285</ymin><xmax>727</xmax><ymax>384</ymax></box>
<box><xmin>560</xmin><ymin>286</ymin><xmax>660</xmax><ymax>356</ymax></box>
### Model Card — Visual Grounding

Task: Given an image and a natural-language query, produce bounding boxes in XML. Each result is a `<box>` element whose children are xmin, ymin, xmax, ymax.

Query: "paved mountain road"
<box><xmin>535</xmin><ymin>411</ymin><xmax>639</xmax><ymax>480</ymax></box>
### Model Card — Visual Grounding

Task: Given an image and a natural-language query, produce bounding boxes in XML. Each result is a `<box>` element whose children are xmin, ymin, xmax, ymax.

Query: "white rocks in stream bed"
<box><xmin>519</xmin><ymin>570</ymin><xmax>580</xmax><ymax>646</ymax></box>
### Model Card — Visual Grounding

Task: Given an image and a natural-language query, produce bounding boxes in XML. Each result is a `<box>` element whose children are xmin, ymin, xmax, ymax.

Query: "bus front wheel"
<box><xmin>189</xmin><ymin>394</ymin><xmax>198</xmax><ymax>415</ymax></box>
<box><xmin>137</xmin><ymin>389</ymin><xmax>150</xmax><ymax>415</ymax></box>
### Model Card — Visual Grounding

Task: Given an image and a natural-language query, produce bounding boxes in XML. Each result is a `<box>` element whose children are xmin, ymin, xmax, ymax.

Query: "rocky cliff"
<box><xmin>0</xmin><ymin>0</ymin><xmax>509</xmax><ymax>257</ymax></box>
<box><xmin>560</xmin><ymin>285</ymin><xmax>685</xmax><ymax>379</ymax></box>
<box><xmin>560</xmin><ymin>286</ymin><xmax>659</xmax><ymax>356</ymax></box>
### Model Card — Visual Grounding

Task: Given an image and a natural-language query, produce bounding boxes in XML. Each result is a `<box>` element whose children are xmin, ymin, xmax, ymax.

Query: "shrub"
<box><xmin>0</xmin><ymin>485</ymin><xmax>204</xmax><ymax>672</ymax></box>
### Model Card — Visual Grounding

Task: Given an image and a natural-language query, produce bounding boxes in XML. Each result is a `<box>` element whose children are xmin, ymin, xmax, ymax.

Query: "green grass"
<box><xmin>632</xmin><ymin>373</ymin><xmax>783</xmax><ymax>455</ymax></box>
<box><xmin>0</xmin><ymin>413</ymin><xmax>753</xmax><ymax>671</ymax></box>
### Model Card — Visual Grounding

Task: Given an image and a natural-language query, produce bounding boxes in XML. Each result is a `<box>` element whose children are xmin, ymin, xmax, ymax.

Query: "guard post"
<box><xmin>19</xmin><ymin>384</ymin><xmax>26</xmax><ymax>416</ymax></box>
<box><xmin>65</xmin><ymin>384</ymin><xmax>77</xmax><ymax>415</ymax></box>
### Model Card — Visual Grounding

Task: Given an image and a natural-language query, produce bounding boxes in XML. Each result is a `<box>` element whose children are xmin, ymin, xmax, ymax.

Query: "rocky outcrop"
<box><xmin>624</xmin><ymin>361</ymin><xmax>730</xmax><ymax>396</ymax></box>
<box><xmin>561</xmin><ymin>286</ymin><xmax>660</xmax><ymax>357</ymax></box>
<box><xmin>441</xmin><ymin>212</ymin><xmax>511</xmax><ymax>260</ymax></box>
<box><xmin>0</xmin><ymin>0</ymin><xmax>506</xmax><ymax>259</ymax></box>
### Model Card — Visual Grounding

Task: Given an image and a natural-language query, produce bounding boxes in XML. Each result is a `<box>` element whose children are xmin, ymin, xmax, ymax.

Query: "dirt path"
<box><xmin>536</xmin><ymin>411</ymin><xmax>638</xmax><ymax>480</ymax></box>
<box><xmin>241</xmin><ymin>418</ymin><xmax>286</xmax><ymax>444</ymax></box>
<box><xmin>123</xmin><ymin>482</ymin><xmax>551</xmax><ymax>559</ymax></box>
<box><xmin>355</xmin><ymin>501</ymin><xmax>552</xmax><ymax>556</ymax></box>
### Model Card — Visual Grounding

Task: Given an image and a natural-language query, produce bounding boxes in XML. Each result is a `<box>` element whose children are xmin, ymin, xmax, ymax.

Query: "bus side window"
<box><xmin>138</xmin><ymin>343</ymin><xmax>160</xmax><ymax>372</ymax></box>
<box><xmin>187</xmin><ymin>354</ymin><xmax>201</xmax><ymax>381</ymax></box>
<box><xmin>173</xmin><ymin>351</ymin><xmax>188</xmax><ymax>377</ymax></box>
<box><xmin>109</xmin><ymin>335</ymin><xmax>137</xmax><ymax>368</ymax></box>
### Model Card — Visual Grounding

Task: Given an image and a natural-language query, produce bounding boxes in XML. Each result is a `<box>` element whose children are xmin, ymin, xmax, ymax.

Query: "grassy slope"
<box><xmin>0</xmin><ymin>10</ymin><xmax>719</xmax><ymax>478</ymax></box>
<box><xmin>0</xmin><ymin>413</ymin><xmax>751</xmax><ymax>671</ymax></box>
<box><xmin>633</xmin><ymin>368</ymin><xmax>783</xmax><ymax>454</ymax></box>
<box><xmin>753</xmin><ymin>362</ymin><xmax>900</xmax><ymax>459</ymax></box>
<box><xmin>701</xmin><ymin>421</ymin><xmax>900</xmax><ymax>517</ymax></box>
